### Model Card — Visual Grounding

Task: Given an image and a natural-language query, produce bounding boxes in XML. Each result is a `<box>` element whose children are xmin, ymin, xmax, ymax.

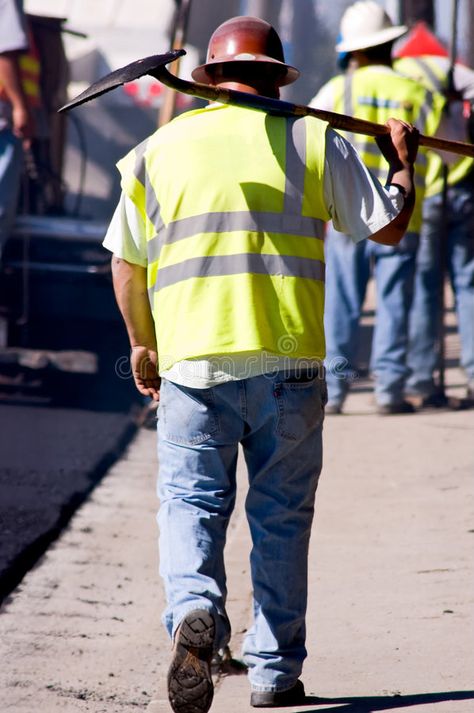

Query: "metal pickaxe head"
<box><xmin>58</xmin><ymin>49</ymin><xmax>186</xmax><ymax>112</ymax></box>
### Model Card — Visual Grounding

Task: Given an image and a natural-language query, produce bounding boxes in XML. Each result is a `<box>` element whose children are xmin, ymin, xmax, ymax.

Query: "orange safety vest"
<box><xmin>0</xmin><ymin>26</ymin><xmax>41</xmax><ymax>108</ymax></box>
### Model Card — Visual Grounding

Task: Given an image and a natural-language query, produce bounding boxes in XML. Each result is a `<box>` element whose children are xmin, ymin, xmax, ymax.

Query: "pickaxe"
<box><xmin>59</xmin><ymin>49</ymin><xmax>474</xmax><ymax>158</ymax></box>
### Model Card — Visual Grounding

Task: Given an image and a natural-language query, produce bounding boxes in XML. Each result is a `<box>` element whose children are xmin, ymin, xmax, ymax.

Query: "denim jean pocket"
<box><xmin>273</xmin><ymin>375</ymin><xmax>327</xmax><ymax>441</ymax></box>
<box><xmin>159</xmin><ymin>380</ymin><xmax>220</xmax><ymax>445</ymax></box>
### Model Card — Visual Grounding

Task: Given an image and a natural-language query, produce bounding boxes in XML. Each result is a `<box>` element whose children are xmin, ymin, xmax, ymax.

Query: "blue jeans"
<box><xmin>324</xmin><ymin>225</ymin><xmax>418</xmax><ymax>406</ymax></box>
<box><xmin>407</xmin><ymin>179</ymin><xmax>474</xmax><ymax>395</ymax></box>
<box><xmin>0</xmin><ymin>129</ymin><xmax>22</xmax><ymax>257</ymax></box>
<box><xmin>156</xmin><ymin>370</ymin><xmax>326</xmax><ymax>691</ymax></box>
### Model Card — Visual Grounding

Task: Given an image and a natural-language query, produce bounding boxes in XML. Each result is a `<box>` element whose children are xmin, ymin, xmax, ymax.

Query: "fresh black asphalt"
<box><xmin>0</xmin><ymin>353</ymin><xmax>144</xmax><ymax>604</ymax></box>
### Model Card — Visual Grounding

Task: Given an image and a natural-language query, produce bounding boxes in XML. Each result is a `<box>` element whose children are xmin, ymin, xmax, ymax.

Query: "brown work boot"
<box><xmin>376</xmin><ymin>400</ymin><xmax>416</xmax><ymax>415</ymax></box>
<box><xmin>167</xmin><ymin>609</ymin><xmax>215</xmax><ymax>713</ymax></box>
<box><xmin>466</xmin><ymin>384</ymin><xmax>474</xmax><ymax>405</ymax></box>
<box><xmin>407</xmin><ymin>391</ymin><xmax>449</xmax><ymax>410</ymax></box>
<box><xmin>250</xmin><ymin>679</ymin><xmax>306</xmax><ymax>707</ymax></box>
<box><xmin>407</xmin><ymin>391</ymin><xmax>473</xmax><ymax>411</ymax></box>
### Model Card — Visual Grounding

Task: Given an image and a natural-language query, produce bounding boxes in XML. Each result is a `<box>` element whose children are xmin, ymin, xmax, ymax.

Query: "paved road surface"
<box><xmin>0</xmin><ymin>349</ymin><xmax>143</xmax><ymax>602</ymax></box>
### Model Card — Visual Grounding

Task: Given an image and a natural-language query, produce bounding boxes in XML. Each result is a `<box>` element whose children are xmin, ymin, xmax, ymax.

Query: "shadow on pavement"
<box><xmin>296</xmin><ymin>689</ymin><xmax>474</xmax><ymax>711</ymax></box>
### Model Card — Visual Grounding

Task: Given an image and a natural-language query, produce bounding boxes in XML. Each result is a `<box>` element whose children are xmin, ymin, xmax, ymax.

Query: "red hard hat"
<box><xmin>192</xmin><ymin>16</ymin><xmax>299</xmax><ymax>86</ymax></box>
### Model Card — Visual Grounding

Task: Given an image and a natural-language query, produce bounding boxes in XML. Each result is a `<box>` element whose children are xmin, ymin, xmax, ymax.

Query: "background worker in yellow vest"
<box><xmin>309</xmin><ymin>0</ymin><xmax>445</xmax><ymax>415</ymax></box>
<box><xmin>0</xmin><ymin>0</ymin><xmax>36</xmax><ymax>261</ymax></box>
<box><xmin>103</xmin><ymin>16</ymin><xmax>419</xmax><ymax>713</ymax></box>
<box><xmin>394</xmin><ymin>53</ymin><xmax>474</xmax><ymax>407</ymax></box>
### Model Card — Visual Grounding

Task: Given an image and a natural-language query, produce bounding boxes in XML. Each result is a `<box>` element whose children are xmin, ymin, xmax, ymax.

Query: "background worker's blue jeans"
<box><xmin>407</xmin><ymin>181</ymin><xmax>474</xmax><ymax>396</ymax></box>
<box><xmin>324</xmin><ymin>226</ymin><xmax>418</xmax><ymax>406</ymax></box>
<box><xmin>157</xmin><ymin>371</ymin><xmax>326</xmax><ymax>692</ymax></box>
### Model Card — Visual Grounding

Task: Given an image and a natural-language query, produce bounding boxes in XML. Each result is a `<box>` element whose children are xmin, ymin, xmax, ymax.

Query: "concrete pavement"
<box><xmin>1</xmin><ymin>312</ymin><xmax>473</xmax><ymax>712</ymax></box>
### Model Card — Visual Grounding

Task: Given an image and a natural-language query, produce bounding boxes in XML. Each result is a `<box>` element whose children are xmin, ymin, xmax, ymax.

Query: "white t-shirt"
<box><xmin>104</xmin><ymin>126</ymin><xmax>404</xmax><ymax>388</ymax></box>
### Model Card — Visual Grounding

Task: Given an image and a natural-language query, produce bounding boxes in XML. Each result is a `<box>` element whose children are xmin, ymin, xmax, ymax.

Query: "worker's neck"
<box><xmin>348</xmin><ymin>54</ymin><xmax>392</xmax><ymax>70</ymax></box>
<box><xmin>216</xmin><ymin>81</ymin><xmax>280</xmax><ymax>99</ymax></box>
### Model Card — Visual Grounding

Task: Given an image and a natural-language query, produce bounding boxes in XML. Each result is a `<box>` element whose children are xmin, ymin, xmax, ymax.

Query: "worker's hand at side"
<box><xmin>131</xmin><ymin>345</ymin><xmax>161</xmax><ymax>401</ymax></box>
<box><xmin>12</xmin><ymin>103</ymin><xmax>34</xmax><ymax>147</ymax></box>
<box><xmin>376</xmin><ymin>118</ymin><xmax>419</xmax><ymax>169</ymax></box>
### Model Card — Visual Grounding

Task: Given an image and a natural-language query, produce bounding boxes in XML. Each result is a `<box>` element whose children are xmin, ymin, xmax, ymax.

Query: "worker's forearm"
<box><xmin>0</xmin><ymin>53</ymin><xmax>28</xmax><ymax>110</ymax></box>
<box><xmin>370</xmin><ymin>118</ymin><xmax>418</xmax><ymax>245</ymax></box>
<box><xmin>387</xmin><ymin>160</ymin><xmax>415</xmax><ymax>203</ymax></box>
<box><xmin>386</xmin><ymin>162</ymin><xmax>415</xmax><ymax>232</ymax></box>
<box><xmin>111</xmin><ymin>256</ymin><xmax>157</xmax><ymax>349</ymax></box>
<box><xmin>0</xmin><ymin>52</ymin><xmax>33</xmax><ymax>140</ymax></box>
<box><xmin>370</xmin><ymin>163</ymin><xmax>415</xmax><ymax>246</ymax></box>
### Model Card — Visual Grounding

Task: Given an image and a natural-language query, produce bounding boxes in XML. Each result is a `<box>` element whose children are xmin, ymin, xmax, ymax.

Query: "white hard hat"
<box><xmin>336</xmin><ymin>1</ymin><xmax>407</xmax><ymax>53</ymax></box>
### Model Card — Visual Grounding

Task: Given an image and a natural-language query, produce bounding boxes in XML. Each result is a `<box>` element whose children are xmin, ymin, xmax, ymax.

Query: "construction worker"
<box><xmin>103</xmin><ymin>16</ymin><xmax>418</xmax><ymax>713</ymax></box>
<box><xmin>0</xmin><ymin>0</ymin><xmax>38</xmax><ymax>346</ymax></box>
<box><xmin>394</xmin><ymin>52</ymin><xmax>474</xmax><ymax>406</ymax></box>
<box><xmin>0</xmin><ymin>0</ymin><xmax>37</xmax><ymax>255</ymax></box>
<box><xmin>309</xmin><ymin>0</ymin><xmax>445</xmax><ymax>414</ymax></box>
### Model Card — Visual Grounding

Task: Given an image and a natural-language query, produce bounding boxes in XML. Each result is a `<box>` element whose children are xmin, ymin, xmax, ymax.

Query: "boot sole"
<box><xmin>168</xmin><ymin>609</ymin><xmax>215</xmax><ymax>713</ymax></box>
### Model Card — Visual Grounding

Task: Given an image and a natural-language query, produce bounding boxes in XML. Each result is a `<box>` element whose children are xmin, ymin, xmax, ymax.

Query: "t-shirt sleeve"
<box><xmin>453</xmin><ymin>62</ymin><xmax>474</xmax><ymax>101</ymax></box>
<box><xmin>0</xmin><ymin>0</ymin><xmax>28</xmax><ymax>53</ymax></box>
<box><xmin>102</xmin><ymin>192</ymin><xmax>148</xmax><ymax>266</ymax></box>
<box><xmin>323</xmin><ymin>127</ymin><xmax>405</xmax><ymax>242</ymax></box>
<box><xmin>308</xmin><ymin>80</ymin><xmax>335</xmax><ymax>110</ymax></box>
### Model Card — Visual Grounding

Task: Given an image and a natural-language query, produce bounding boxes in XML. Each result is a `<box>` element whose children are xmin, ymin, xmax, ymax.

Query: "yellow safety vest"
<box><xmin>395</xmin><ymin>55</ymin><xmax>473</xmax><ymax>197</ymax></box>
<box><xmin>321</xmin><ymin>65</ymin><xmax>444</xmax><ymax>232</ymax></box>
<box><xmin>118</xmin><ymin>104</ymin><xmax>331</xmax><ymax>370</ymax></box>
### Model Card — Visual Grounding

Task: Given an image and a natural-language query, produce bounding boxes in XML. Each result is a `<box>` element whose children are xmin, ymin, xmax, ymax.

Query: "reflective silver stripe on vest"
<box><xmin>151</xmin><ymin>253</ymin><xmax>325</xmax><ymax>294</ymax></box>
<box><xmin>346</xmin><ymin>72</ymin><xmax>434</xmax><ymax>140</ymax></box>
<box><xmin>390</xmin><ymin>61</ymin><xmax>438</xmax><ymax>133</ymax></box>
<box><xmin>416</xmin><ymin>89</ymin><xmax>434</xmax><ymax>133</ymax></box>
<box><xmin>133</xmin><ymin>139</ymin><xmax>165</xmax><ymax>234</ymax></box>
<box><xmin>134</xmin><ymin>139</ymin><xmax>148</xmax><ymax>187</ymax></box>
<box><xmin>146</xmin><ymin>211</ymin><xmax>324</xmax><ymax>262</ymax></box>
<box><xmin>357</xmin><ymin>97</ymin><xmax>406</xmax><ymax>109</ymax></box>
<box><xmin>411</xmin><ymin>57</ymin><xmax>444</xmax><ymax>92</ymax></box>
<box><xmin>146</xmin><ymin>178</ymin><xmax>164</xmax><ymax>235</ymax></box>
<box><xmin>343</xmin><ymin>74</ymin><xmax>356</xmax><ymax>144</ymax></box>
<box><xmin>145</xmin><ymin>114</ymin><xmax>325</xmax><ymax>265</ymax></box>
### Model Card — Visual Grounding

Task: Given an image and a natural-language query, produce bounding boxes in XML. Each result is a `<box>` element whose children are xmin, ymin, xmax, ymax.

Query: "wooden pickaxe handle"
<box><xmin>154</xmin><ymin>67</ymin><xmax>474</xmax><ymax>159</ymax></box>
<box><xmin>59</xmin><ymin>49</ymin><xmax>474</xmax><ymax>159</ymax></box>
